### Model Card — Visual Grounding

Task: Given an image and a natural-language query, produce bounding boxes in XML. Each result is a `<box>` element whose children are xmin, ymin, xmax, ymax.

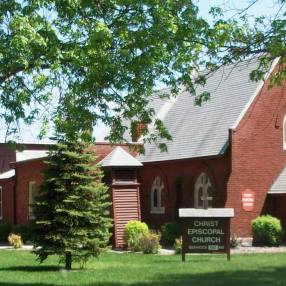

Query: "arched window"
<box><xmin>150</xmin><ymin>176</ymin><xmax>165</xmax><ymax>214</ymax></box>
<box><xmin>283</xmin><ymin>115</ymin><xmax>286</xmax><ymax>150</ymax></box>
<box><xmin>194</xmin><ymin>173</ymin><xmax>213</xmax><ymax>209</ymax></box>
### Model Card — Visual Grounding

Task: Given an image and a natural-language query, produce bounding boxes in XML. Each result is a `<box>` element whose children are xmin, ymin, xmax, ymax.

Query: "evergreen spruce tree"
<box><xmin>33</xmin><ymin>132</ymin><xmax>112</xmax><ymax>270</ymax></box>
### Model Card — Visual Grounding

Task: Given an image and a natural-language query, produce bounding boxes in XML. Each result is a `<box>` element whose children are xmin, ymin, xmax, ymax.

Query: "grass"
<box><xmin>0</xmin><ymin>250</ymin><xmax>285</xmax><ymax>286</ymax></box>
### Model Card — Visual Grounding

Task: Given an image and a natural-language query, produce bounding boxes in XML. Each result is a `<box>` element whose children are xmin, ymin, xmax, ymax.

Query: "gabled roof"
<box><xmin>138</xmin><ymin>57</ymin><xmax>277</xmax><ymax>163</ymax></box>
<box><xmin>100</xmin><ymin>147</ymin><xmax>142</xmax><ymax>167</ymax></box>
<box><xmin>269</xmin><ymin>166</ymin><xmax>286</xmax><ymax>194</ymax></box>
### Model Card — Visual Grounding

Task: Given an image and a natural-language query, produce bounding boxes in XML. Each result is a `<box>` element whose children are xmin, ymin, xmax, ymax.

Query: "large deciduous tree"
<box><xmin>0</xmin><ymin>0</ymin><xmax>240</xmax><ymax>146</ymax></box>
<box><xmin>206</xmin><ymin>0</ymin><xmax>286</xmax><ymax>86</ymax></box>
<box><xmin>0</xmin><ymin>0</ymin><xmax>285</xmax><ymax>145</ymax></box>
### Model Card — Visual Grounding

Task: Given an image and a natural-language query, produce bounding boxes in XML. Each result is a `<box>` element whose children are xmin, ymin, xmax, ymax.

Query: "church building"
<box><xmin>0</xmin><ymin>57</ymin><xmax>286</xmax><ymax>247</ymax></box>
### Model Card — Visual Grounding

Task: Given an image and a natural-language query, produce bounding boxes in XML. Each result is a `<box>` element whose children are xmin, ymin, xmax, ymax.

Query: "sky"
<box><xmin>198</xmin><ymin>0</ymin><xmax>283</xmax><ymax>19</ymax></box>
<box><xmin>1</xmin><ymin>0</ymin><xmax>283</xmax><ymax>143</ymax></box>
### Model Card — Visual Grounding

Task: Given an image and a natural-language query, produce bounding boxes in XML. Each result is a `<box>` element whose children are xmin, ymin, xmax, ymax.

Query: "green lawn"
<box><xmin>0</xmin><ymin>250</ymin><xmax>285</xmax><ymax>286</ymax></box>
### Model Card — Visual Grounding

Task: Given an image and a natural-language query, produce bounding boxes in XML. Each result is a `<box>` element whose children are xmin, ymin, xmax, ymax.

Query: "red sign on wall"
<box><xmin>242</xmin><ymin>189</ymin><xmax>255</xmax><ymax>211</ymax></box>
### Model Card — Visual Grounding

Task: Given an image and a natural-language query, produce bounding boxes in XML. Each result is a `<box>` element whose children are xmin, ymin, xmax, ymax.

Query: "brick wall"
<box><xmin>138</xmin><ymin>155</ymin><xmax>230</xmax><ymax>229</ymax></box>
<box><xmin>0</xmin><ymin>145</ymin><xmax>15</xmax><ymax>173</ymax></box>
<box><xmin>0</xmin><ymin>143</ymin><xmax>50</xmax><ymax>225</ymax></box>
<box><xmin>14</xmin><ymin>159</ymin><xmax>44</xmax><ymax>224</ymax></box>
<box><xmin>13</xmin><ymin>143</ymin><xmax>139</xmax><ymax>224</ymax></box>
<box><xmin>227</xmin><ymin>75</ymin><xmax>286</xmax><ymax>237</ymax></box>
<box><xmin>0</xmin><ymin>178</ymin><xmax>15</xmax><ymax>224</ymax></box>
<box><xmin>0</xmin><ymin>143</ymin><xmax>50</xmax><ymax>174</ymax></box>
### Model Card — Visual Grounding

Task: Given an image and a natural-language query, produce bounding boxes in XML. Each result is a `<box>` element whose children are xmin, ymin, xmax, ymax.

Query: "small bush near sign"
<box><xmin>252</xmin><ymin>215</ymin><xmax>283</xmax><ymax>246</ymax></box>
<box><xmin>0</xmin><ymin>224</ymin><xmax>33</xmax><ymax>243</ymax></box>
<box><xmin>230</xmin><ymin>234</ymin><xmax>239</xmax><ymax>248</ymax></box>
<box><xmin>138</xmin><ymin>231</ymin><xmax>161</xmax><ymax>254</ymax></box>
<box><xmin>174</xmin><ymin>237</ymin><xmax>182</xmax><ymax>254</ymax></box>
<box><xmin>8</xmin><ymin>233</ymin><xmax>23</xmax><ymax>249</ymax></box>
<box><xmin>161</xmin><ymin>222</ymin><xmax>181</xmax><ymax>245</ymax></box>
<box><xmin>123</xmin><ymin>220</ymin><xmax>149</xmax><ymax>251</ymax></box>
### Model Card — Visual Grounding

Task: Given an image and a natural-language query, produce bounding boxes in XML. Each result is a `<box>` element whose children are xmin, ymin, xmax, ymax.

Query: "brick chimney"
<box><xmin>131</xmin><ymin>122</ymin><xmax>147</xmax><ymax>142</ymax></box>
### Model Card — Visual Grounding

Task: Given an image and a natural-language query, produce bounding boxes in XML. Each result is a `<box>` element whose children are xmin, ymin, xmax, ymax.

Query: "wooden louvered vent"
<box><xmin>113</xmin><ymin>187</ymin><xmax>141</xmax><ymax>247</ymax></box>
<box><xmin>112</xmin><ymin>169</ymin><xmax>140</xmax><ymax>248</ymax></box>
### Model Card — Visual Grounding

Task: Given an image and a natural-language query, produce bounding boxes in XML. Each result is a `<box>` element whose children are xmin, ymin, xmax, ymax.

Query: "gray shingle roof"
<box><xmin>123</xmin><ymin>89</ymin><xmax>171</xmax><ymax>142</ymax></box>
<box><xmin>269</xmin><ymin>166</ymin><xmax>286</xmax><ymax>194</ymax></box>
<box><xmin>139</xmin><ymin>58</ymin><xmax>264</xmax><ymax>163</ymax></box>
<box><xmin>99</xmin><ymin>147</ymin><xmax>142</xmax><ymax>167</ymax></box>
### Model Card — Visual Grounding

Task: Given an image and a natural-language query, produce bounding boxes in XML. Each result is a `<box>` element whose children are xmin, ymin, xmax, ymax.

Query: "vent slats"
<box><xmin>113</xmin><ymin>188</ymin><xmax>140</xmax><ymax>248</ymax></box>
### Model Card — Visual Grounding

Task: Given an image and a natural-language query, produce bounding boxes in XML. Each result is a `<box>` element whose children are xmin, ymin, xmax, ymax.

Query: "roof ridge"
<box><xmin>100</xmin><ymin>146</ymin><xmax>142</xmax><ymax>167</ymax></box>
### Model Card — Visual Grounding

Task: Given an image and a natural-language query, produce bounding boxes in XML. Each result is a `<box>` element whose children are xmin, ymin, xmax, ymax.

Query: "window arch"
<box><xmin>194</xmin><ymin>173</ymin><xmax>213</xmax><ymax>209</ymax></box>
<box><xmin>283</xmin><ymin>115</ymin><xmax>286</xmax><ymax>150</ymax></box>
<box><xmin>150</xmin><ymin>176</ymin><xmax>165</xmax><ymax>214</ymax></box>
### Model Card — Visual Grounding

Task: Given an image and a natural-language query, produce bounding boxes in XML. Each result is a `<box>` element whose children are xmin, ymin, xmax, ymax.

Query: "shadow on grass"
<box><xmin>0</xmin><ymin>284</ymin><xmax>55</xmax><ymax>286</ymax></box>
<box><xmin>0</xmin><ymin>265</ymin><xmax>60</xmax><ymax>272</ymax></box>
<box><xmin>149</xmin><ymin>268</ymin><xmax>286</xmax><ymax>286</ymax></box>
<box><xmin>0</xmin><ymin>267</ymin><xmax>285</xmax><ymax>286</ymax></box>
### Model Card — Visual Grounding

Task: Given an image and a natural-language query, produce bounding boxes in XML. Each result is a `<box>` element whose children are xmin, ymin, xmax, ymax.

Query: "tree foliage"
<box><xmin>207</xmin><ymin>0</ymin><xmax>286</xmax><ymax>87</ymax></box>
<box><xmin>0</xmin><ymin>0</ymin><xmax>285</xmax><ymax>145</ymax></box>
<box><xmin>33</xmin><ymin>131</ymin><xmax>112</xmax><ymax>270</ymax></box>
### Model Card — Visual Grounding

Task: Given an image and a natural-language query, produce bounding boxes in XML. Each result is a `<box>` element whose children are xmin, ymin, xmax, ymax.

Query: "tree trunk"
<box><xmin>65</xmin><ymin>252</ymin><xmax>72</xmax><ymax>270</ymax></box>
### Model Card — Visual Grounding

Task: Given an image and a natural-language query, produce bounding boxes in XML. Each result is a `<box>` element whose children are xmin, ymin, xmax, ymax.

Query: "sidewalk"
<box><xmin>1</xmin><ymin>244</ymin><xmax>286</xmax><ymax>254</ymax></box>
<box><xmin>231</xmin><ymin>246</ymin><xmax>286</xmax><ymax>254</ymax></box>
<box><xmin>0</xmin><ymin>243</ymin><xmax>33</xmax><ymax>250</ymax></box>
<box><xmin>159</xmin><ymin>246</ymin><xmax>286</xmax><ymax>255</ymax></box>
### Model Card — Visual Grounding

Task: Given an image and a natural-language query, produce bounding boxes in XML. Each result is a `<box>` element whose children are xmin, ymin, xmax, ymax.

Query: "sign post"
<box><xmin>179</xmin><ymin>208</ymin><xmax>234</xmax><ymax>262</ymax></box>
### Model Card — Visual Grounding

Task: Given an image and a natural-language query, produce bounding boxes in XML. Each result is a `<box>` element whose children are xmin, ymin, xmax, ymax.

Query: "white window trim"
<box><xmin>150</xmin><ymin>176</ymin><xmax>165</xmax><ymax>214</ymax></box>
<box><xmin>283</xmin><ymin>115</ymin><xmax>286</xmax><ymax>150</ymax></box>
<box><xmin>0</xmin><ymin>186</ymin><xmax>2</xmax><ymax>220</ymax></box>
<box><xmin>194</xmin><ymin>173</ymin><xmax>213</xmax><ymax>209</ymax></box>
<box><xmin>28</xmin><ymin>181</ymin><xmax>36</xmax><ymax>220</ymax></box>
<box><xmin>150</xmin><ymin>208</ymin><xmax>165</xmax><ymax>214</ymax></box>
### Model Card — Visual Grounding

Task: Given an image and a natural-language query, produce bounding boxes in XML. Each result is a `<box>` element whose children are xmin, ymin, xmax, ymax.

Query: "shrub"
<box><xmin>123</xmin><ymin>220</ymin><xmax>149</xmax><ymax>251</ymax></box>
<box><xmin>161</xmin><ymin>222</ymin><xmax>181</xmax><ymax>245</ymax></box>
<box><xmin>8</xmin><ymin>233</ymin><xmax>23</xmax><ymax>249</ymax></box>
<box><xmin>138</xmin><ymin>231</ymin><xmax>161</xmax><ymax>254</ymax></box>
<box><xmin>12</xmin><ymin>224</ymin><xmax>33</xmax><ymax>243</ymax></box>
<box><xmin>174</xmin><ymin>237</ymin><xmax>182</xmax><ymax>254</ymax></box>
<box><xmin>230</xmin><ymin>234</ymin><xmax>239</xmax><ymax>248</ymax></box>
<box><xmin>0</xmin><ymin>224</ymin><xmax>12</xmax><ymax>242</ymax></box>
<box><xmin>252</xmin><ymin>215</ymin><xmax>283</xmax><ymax>246</ymax></box>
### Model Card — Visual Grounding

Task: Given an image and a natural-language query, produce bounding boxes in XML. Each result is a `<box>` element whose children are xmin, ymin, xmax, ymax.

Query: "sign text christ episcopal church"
<box><xmin>179</xmin><ymin>208</ymin><xmax>234</xmax><ymax>261</ymax></box>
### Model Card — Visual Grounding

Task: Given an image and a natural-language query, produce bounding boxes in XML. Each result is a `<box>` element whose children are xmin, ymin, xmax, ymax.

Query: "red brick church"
<box><xmin>1</xmin><ymin>57</ymin><xmax>286</xmax><ymax>247</ymax></box>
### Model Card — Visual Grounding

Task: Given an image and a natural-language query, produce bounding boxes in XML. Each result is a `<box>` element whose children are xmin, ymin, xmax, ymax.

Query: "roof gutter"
<box><xmin>140</xmin><ymin>153</ymin><xmax>226</xmax><ymax>165</ymax></box>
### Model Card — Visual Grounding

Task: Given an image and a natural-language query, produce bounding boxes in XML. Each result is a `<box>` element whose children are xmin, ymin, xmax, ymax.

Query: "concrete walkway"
<box><xmin>231</xmin><ymin>246</ymin><xmax>286</xmax><ymax>254</ymax></box>
<box><xmin>0</xmin><ymin>244</ymin><xmax>33</xmax><ymax>250</ymax></box>
<box><xmin>1</xmin><ymin>244</ymin><xmax>286</xmax><ymax>254</ymax></box>
<box><xmin>160</xmin><ymin>247</ymin><xmax>286</xmax><ymax>255</ymax></box>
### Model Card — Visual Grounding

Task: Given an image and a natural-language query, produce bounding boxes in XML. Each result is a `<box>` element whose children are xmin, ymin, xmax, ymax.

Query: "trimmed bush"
<box><xmin>138</xmin><ymin>231</ymin><xmax>161</xmax><ymax>254</ymax></box>
<box><xmin>0</xmin><ymin>224</ymin><xmax>12</xmax><ymax>242</ymax></box>
<box><xmin>252</xmin><ymin>215</ymin><xmax>283</xmax><ymax>246</ymax></box>
<box><xmin>161</xmin><ymin>222</ymin><xmax>181</xmax><ymax>245</ymax></box>
<box><xmin>123</xmin><ymin>220</ymin><xmax>149</xmax><ymax>251</ymax></box>
<box><xmin>8</xmin><ymin>233</ymin><xmax>23</xmax><ymax>249</ymax></box>
<box><xmin>230</xmin><ymin>234</ymin><xmax>239</xmax><ymax>249</ymax></box>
